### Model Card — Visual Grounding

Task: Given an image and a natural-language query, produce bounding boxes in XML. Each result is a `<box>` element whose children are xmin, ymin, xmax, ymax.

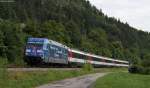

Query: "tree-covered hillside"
<box><xmin>0</xmin><ymin>0</ymin><xmax>149</xmax><ymax>65</ymax></box>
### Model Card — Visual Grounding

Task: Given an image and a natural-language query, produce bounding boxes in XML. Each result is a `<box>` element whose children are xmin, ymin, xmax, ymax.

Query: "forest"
<box><xmin>0</xmin><ymin>0</ymin><xmax>149</xmax><ymax>67</ymax></box>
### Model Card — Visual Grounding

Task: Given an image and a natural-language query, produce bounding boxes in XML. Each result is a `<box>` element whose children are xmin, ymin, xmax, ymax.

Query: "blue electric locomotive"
<box><xmin>25</xmin><ymin>38</ymin><xmax>68</xmax><ymax>65</ymax></box>
<box><xmin>25</xmin><ymin>37</ymin><xmax>129</xmax><ymax>67</ymax></box>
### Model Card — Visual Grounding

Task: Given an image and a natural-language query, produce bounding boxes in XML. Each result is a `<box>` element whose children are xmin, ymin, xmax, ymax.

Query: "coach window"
<box><xmin>82</xmin><ymin>54</ymin><xmax>86</xmax><ymax>60</ymax></box>
<box><xmin>100</xmin><ymin>58</ymin><xmax>105</xmax><ymax>62</ymax></box>
<box><xmin>80</xmin><ymin>54</ymin><xmax>85</xmax><ymax>59</ymax></box>
<box><xmin>78</xmin><ymin>54</ymin><xmax>82</xmax><ymax>59</ymax></box>
<box><xmin>125</xmin><ymin>62</ymin><xmax>129</xmax><ymax>65</ymax></box>
<box><xmin>93</xmin><ymin>57</ymin><xmax>101</xmax><ymax>62</ymax></box>
<box><xmin>121</xmin><ymin>62</ymin><xmax>127</xmax><ymax>65</ymax></box>
<box><xmin>105</xmin><ymin>60</ymin><xmax>112</xmax><ymax>63</ymax></box>
<box><xmin>93</xmin><ymin>57</ymin><xmax>97</xmax><ymax>61</ymax></box>
<box><xmin>115</xmin><ymin>61</ymin><xmax>121</xmax><ymax>64</ymax></box>
<box><xmin>73</xmin><ymin>53</ymin><xmax>86</xmax><ymax>60</ymax></box>
<box><xmin>63</xmin><ymin>49</ymin><xmax>67</xmax><ymax>59</ymax></box>
<box><xmin>74</xmin><ymin>53</ymin><xmax>79</xmax><ymax>59</ymax></box>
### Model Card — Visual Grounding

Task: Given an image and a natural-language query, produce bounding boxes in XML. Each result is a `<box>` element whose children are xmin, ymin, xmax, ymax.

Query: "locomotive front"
<box><xmin>24</xmin><ymin>38</ymin><xmax>47</xmax><ymax>65</ymax></box>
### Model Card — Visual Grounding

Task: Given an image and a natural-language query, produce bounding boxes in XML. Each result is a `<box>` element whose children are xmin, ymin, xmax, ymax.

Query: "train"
<box><xmin>24</xmin><ymin>37</ymin><xmax>129</xmax><ymax>67</ymax></box>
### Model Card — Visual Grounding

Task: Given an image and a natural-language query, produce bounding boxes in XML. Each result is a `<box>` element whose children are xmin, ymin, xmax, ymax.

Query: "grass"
<box><xmin>0</xmin><ymin>59</ymin><xmax>127</xmax><ymax>88</ymax></box>
<box><xmin>1</xmin><ymin>70</ymin><xmax>91</xmax><ymax>88</ymax></box>
<box><xmin>0</xmin><ymin>68</ymin><xmax>126</xmax><ymax>88</ymax></box>
<box><xmin>94</xmin><ymin>72</ymin><xmax>150</xmax><ymax>88</ymax></box>
<box><xmin>94</xmin><ymin>68</ymin><xmax>127</xmax><ymax>73</ymax></box>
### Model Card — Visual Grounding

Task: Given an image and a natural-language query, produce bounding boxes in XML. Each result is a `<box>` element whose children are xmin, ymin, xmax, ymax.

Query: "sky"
<box><xmin>88</xmin><ymin>0</ymin><xmax>150</xmax><ymax>32</ymax></box>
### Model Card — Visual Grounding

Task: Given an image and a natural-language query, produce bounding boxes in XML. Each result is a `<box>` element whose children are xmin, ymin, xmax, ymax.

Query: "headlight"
<box><xmin>26</xmin><ymin>49</ymin><xmax>31</xmax><ymax>52</ymax></box>
<box><xmin>37</xmin><ymin>50</ymin><xmax>43</xmax><ymax>53</ymax></box>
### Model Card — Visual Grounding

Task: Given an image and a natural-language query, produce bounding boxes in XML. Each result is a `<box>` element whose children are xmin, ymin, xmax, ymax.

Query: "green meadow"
<box><xmin>0</xmin><ymin>67</ymin><xmax>126</xmax><ymax>88</ymax></box>
<box><xmin>1</xmin><ymin>70</ymin><xmax>90</xmax><ymax>88</ymax></box>
<box><xmin>94</xmin><ymin>72</ymin><xmax>150</xmax><ymax>88</ymax></box>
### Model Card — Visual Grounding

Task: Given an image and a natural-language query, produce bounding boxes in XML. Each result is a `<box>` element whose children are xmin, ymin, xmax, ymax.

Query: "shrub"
<box><xmin>139</xmin><ymin>67</ymin><xmax>150</xmax><ymax>74</ymax></box>
<box><xmin>0</xmin><ymin>57</ymin><xmax>8</xmax><ymax>86</ymax></box>
<box><xmin>129</xmin><ymin>54</ymin><xmax>150</xmax><ymax>75</ymax></box>
<box><xmin>129</xmin><ymin>65</ymin><xmax>150</xmax><ymax>75</ymax></box>
<box><xmin>128</xmin><ymin>65</ymin><xmax>142</xmax><ymax>73</ymax></box>
<box><xmin>82</xmin><ymin>63</ymin><xmax>94</xmax><ymax>72</ymax></box>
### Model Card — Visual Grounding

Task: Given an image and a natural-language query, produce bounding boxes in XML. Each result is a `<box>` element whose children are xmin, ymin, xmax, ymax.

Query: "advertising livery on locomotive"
<box><xmin>25</xmin><ymin>38</ymin><xmax>129</xmax><ymax>67</ymax></box>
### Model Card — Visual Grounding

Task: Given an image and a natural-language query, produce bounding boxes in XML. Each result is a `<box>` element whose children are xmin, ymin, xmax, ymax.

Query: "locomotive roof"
<box><xmin>27</xmin><ymin>37</ymin><xmax>47</xmax><ymax>44</ymax></box>
<box><xmin>27</xmin><ymin>38</ymin><xmax>68</xmax><ymax>49</ymax></box>
<box><xmin>49</xmin><ymin>39</ymin><xmax>68</xmax><ymax>49</ymax></box>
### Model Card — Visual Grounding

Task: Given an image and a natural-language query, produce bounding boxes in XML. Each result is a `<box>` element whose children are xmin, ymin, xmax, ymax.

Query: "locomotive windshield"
<box><xmin>26</xmin><ymin>43</ymin><xmax>43</xmax><ymax>49</ymax></box>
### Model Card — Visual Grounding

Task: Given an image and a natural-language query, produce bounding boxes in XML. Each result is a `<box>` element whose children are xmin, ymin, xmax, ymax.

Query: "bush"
<box><xmin>129</xmin><ymin>65</ymin><xmax>150</xmax><ymax>75</ymax></box>
<box><xmin>128</xmin><ymin>65</ymin><xmax>142</xmax><ymax>73</ymax></box>
<box><xmin>129</xmin><ymin>54</ymin><xmax>150</xmax><ymax>75</ymax></box>
<box><xmin>141</xmin><ymin>54</ymin><xmax>150</xmax><ymax>67</ymax></box>
<box><xmin>139</xmin><ymin>67</ymin><xmax>150</xmax><ymax>74</ymax></box>
<box><xmin>0</xmin><ymin>57</ymin><xmax>8</xmax><ymax>86</ymax></box>
<box><xmin>82</xmin><ymin>63</ymin><xmax>94</xmax><ymax>72</ymax></box>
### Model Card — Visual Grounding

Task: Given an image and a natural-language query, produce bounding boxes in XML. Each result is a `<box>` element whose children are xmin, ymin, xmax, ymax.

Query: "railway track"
<box><xmin>7</xmin><ymin>67</ymin><xmax>126</xmax><ymax>72</ymax></box>
<box><xmin>7</xmin><ymin>68</ymin><xmax>80</xmax><ymax>71</ymax></box>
